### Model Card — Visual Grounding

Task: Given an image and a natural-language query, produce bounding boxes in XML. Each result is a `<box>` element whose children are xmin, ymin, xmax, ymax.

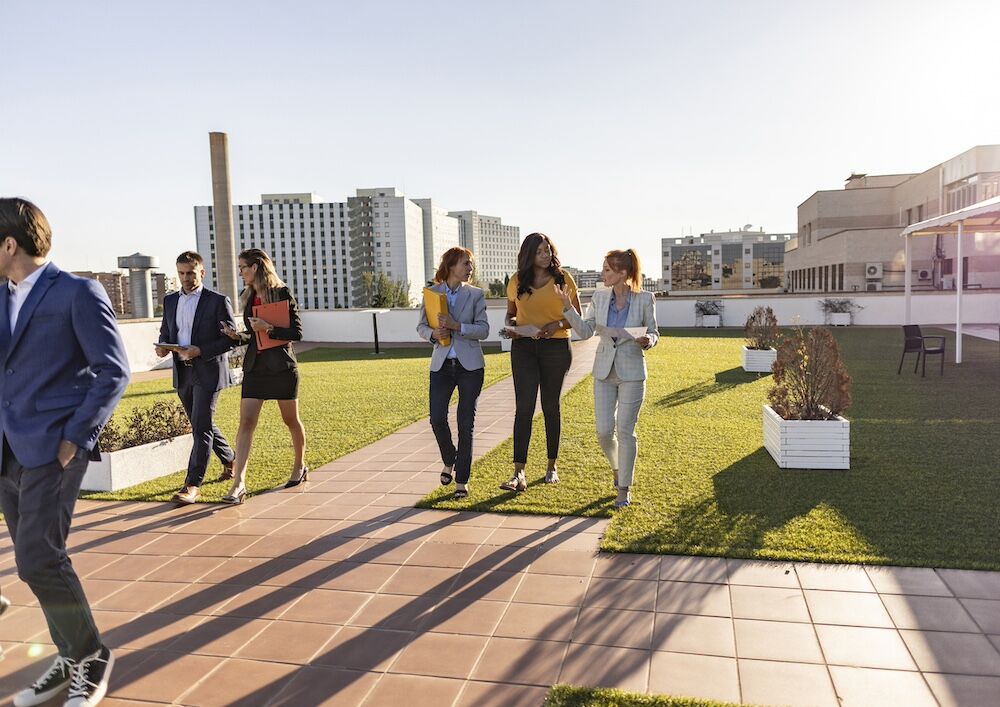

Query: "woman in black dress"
<box><xmin>220</xmin><ymin>248</ymin><xmax>306</xmax><ymax>503</ymax></box>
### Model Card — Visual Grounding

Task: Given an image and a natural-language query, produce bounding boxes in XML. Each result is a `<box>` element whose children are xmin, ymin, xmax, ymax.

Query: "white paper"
<box><xmin>505</xmin><ymin>324</ymin><xmax>542</xmax><ymax>338</ymax></box>
<box><xmin>596</xmin><ymin>325</ymin><xmax>649</xmax><ymax>341</ymax></box>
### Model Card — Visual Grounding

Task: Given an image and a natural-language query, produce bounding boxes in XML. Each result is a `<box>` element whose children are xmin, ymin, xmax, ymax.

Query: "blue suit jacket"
<box><xmin>0</xmin><ymin>263</ymin><xmax>130</xmax><ymax>468</ymax></box>
<box><xmin>159</xmin><ymin>287</ymin><xmax>237</xmax><ymax>391</ymax></box>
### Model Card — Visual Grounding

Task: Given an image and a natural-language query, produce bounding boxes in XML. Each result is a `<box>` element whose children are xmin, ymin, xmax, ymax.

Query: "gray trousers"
<box><xmin>594</xmin><ymin>369</ymin><xmax>646</xmax><ymax>488</ymax></box>
<box><xmin>0</xmin><ymin>441</ymin><xmax>102</xmax><ymax>660</ymax></box>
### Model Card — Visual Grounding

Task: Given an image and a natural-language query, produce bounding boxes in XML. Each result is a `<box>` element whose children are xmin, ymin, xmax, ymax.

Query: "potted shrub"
<box><xmin>764</xmin><ymin>326</ymin><xmax>851</xmax><ymax>469</ymax></box>
<box><xmin>695</xmin><ymin>300</ymin><xmax>723</xmax><ymax>328</ymax></box>
<box><xmin>819</xmin><ymin>298</ymin><xmax>862</xmax><ymax>326</ymax></box>
<box><xmin>83</xmin><ymin>400</ymin><xmax>194</xmax><ymax>492</ymax></box>
<box><xmin>742</xmin><ymin>306</ymin><xmax>779</xmax><ymax>373</ymax></box>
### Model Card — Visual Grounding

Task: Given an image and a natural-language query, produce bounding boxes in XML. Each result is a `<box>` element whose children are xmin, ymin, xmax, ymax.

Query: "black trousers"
<box><xmin>511</xmin><ymin>338</ymin><xmax>572</xmax><ymax>463</ymax></box>
<box><xmin>429</xmin><ymin>360</ymin><xmax>485</xmax><ymax>485</ymax></box>
<box><xmin>177</xmin><ymin>370</ymin><xmax>234</xmax><ymax>487</ymax></box>
<box><xmin>0</xmin><ymin>441</ymin><xmax>101</xmax><ymax>660</ymax></box>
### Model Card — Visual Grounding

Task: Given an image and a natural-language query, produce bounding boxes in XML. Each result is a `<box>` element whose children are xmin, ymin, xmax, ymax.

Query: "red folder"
<box><xmin>252</xmin><ymin>300</ymin><xmax>291</xmax><ymax>351</ymax></box>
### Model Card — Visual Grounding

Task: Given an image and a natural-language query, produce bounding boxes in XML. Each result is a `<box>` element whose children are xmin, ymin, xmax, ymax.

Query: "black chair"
<box><xmin>898</xmin><ymin>325</ymin><xmax>945</xmax><ymax>377</ymax></box>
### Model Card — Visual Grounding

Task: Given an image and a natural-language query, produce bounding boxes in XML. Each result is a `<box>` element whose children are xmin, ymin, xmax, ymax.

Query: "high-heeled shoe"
<box><xmin>284</xmin><ymin>466</ymin><xmax>309</xmax><ymax>489</ymax></box>
<box><xmin>222</xmin><ymin>486</ymin><xmax>247</xmax><ymax>505</ymax></box>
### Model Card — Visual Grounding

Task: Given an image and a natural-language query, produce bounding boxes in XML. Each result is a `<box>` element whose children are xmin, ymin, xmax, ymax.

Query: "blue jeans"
<box><xmin>429</xmin><ymin>360</ymin><xmax>485</xmax><ymax>484</ymax></box>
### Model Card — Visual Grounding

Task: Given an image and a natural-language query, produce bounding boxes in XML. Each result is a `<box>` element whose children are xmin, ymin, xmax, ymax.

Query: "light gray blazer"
<box><xmin>563</xmin><ymin>288</ymin><xmax>659</xmax><ymax>381</ymax></box>
<box><xmin>417</xmin><ymin>283</ymin><xmax>490</xmax><ymax>372</ymax></box>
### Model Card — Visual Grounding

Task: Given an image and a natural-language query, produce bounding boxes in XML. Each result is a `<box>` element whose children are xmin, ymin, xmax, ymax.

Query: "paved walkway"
<box><xmin>2</xmin><ymin>337</ymin><xmax>1000</xmax><ymax>706</ymax></box>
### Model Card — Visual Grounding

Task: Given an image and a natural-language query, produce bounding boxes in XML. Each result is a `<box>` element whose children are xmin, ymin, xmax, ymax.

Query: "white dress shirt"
<box><xmin>8</xmin><ymin>262</ymin><xmax>50</xmax><ymax>334</ymax></box>
<box><xmin>175</xmin><ymin>285</ymin><xmax>203</xmax><ymax>347</ymax></box>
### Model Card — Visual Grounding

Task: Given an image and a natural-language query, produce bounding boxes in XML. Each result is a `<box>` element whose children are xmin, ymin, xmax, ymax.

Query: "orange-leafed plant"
<box><xmin>768</xmin><ymin>326</ymin><xmax>851</xmax><ymax>420</ymax></box>
<box><xmin>744</xmin><ymin>306</ymin><xmax>779</xmax><ymax>350</ymax></box>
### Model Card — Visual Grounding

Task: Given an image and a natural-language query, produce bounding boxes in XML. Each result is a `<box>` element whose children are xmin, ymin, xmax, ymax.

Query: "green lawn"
<box><xmin>83</xmin><ymin>346</ymin><xmax>512</xmax><ymax>503</ymax></box>
<box><xmin>420</xmin><ymin>328</ymin><xmax>1000</xmax><ymax>570</ymax></box>
<box><xmin>544</xmin><ymin>685</ymin><xmax>740</xmax><ymax>707</ymax></box>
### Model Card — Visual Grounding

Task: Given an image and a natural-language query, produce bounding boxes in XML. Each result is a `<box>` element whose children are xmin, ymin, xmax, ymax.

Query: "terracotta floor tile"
<box><xmin>731</xmin><ymin>585</ymin><xmax>810</xmax><ymax>623</ymax></box>
<box><xmin>583</xmin><ymin>576</ymin><xmax>657</xmax><ymax>612</ymax></box>
<box><xmin>796</xmin><ymin>563</ymin><xmax>876</xmax><ymax>592</ymax></box>
<box><xmin>960</xmin><ymin>598</ymin><xmax>1000</xmax><ymax>633</ymax></box>
<box><xmin>110</xmin><ymin>651</ymin><xmax>224</xmax><ymax>703</ymax></box>
<box><xmin>212</xmin><ymin>584</ymin><xmax>304</xmax><ymax>620</ymax></box>
<box><xmin>647</xmin><ymin>651</ymin><xmax>740</xmax><ymax>703</ymax></box>
<box><xmin>179</xmin><ymin>657</ymin><xmax>298</xmax><ymax>706</ymax></box>
<box><xmin>0</xmin><ymin>643</ymin><xmax>59</xmax><ymax>699</ymax></box>
<box><xmin>389</xmin><ymin>632</ymin><xmax>488</xmax><ymax>678</ymax></box>
<box><xmin>88</xmin><ymin>555</ymin><xmax>172</xmax><ymax>581</ymax></box>
<box><xmin>655</xmin><ymin>580</ymin><xmax>732</xmax><ymax>617</ymax></box>
<box><xmin>236</xmin><ymin>534</ymin><xmax>318</xmax><ymax>558</ymax></box>
<box><xmin>415</xmin><ymin>599</ymin><xmax>507</xmax><ymax>636</ymax></box>
<box><xmin>312</xmin><ymin>626</ymin><xmax>412</xmax><ymax>672</ymax></box>
<box><xmin>559</xmin><ymin>643</ymin><xmax>648</xmax><ymax>691</ymax></box>
<box><xmin>353</xmin><ymin>539</ymin><xmax>423</xmax><ymax>565</ymax></box>
<box><xmin>865</xmin><ymin>565</ymin><xmax>953</xmax><ymax>596</ymax></box>
<box><xmin>67</xmin><ymin>552</ymin><xmax>123</xmax><ymax>578</ymax></box>
<box><xmin>348</xmin><ymin>594</ymin><xmax>437</xmax><ymax>631</ymax></box>
<box><xmin>651</xmin><ymin>612</ymin><xmax>735</xmax><ymax>657</ymax></box>
<box><xmin>280</xmin><ymin>588</ymin><xmax>371</xmax><ymax>625</ymax></box>
<box><xmin>319</xmin><ymin>561</ymin><xmax>397</xmax><ymax>593</ymax></box>
<box><xmin>738</xmin><ymin>658</ymin><xmax>840</xmax><ymax>707</ymax></box>
<box><xmin>937</xmin><ymin>569</ymin><xmax>1000</xmax><ymax>600</ymax></box>
<box><xmin>236</xmin><ymin>619</ymin><xmax>337</xmax><ymax>663</ymax></box>
<box><xmin>733</xmin><ymin>618</ymin><xmax>825</xmax><ymax>663</ymax></box>
<box><xmin>471</xmin><ymin>637</ymin><xmax>566</xmax><ymax>686</ymax></box>
<box><xmin>155</xmin><ymin>582</ymin><xmax>240</xmax><ymax>617</ymax></box>
<box><xmin>260</xmin><ymin>558</ymin><xmax>337</xmax><ymax>589</ymax></box>
<box><xmin>804</xmin><ymin>589</ymin><xmax>894</xmax><ymax>628</ymax></box>
<box><xmin>167</xmin><ymin>616</ymin><xmax>270</xmax><ymax>657</ymax></box>
<box><xmin>405</xmin><ymin>541</ymin><xmax>479</xmax><ymax>569</ymax></box>
<box><xmin>573</xmin><ymin>607</ymin><xmax>654</xmax><ymax>650</ymax></box>
<box><xmin>362</xmin><ymin>674</ymin><xmax>464</xmax><ymax>707</ymax></box>
<box><xmin>101</xmin><ymin>611</ymin><xmax>205</xmax><ymax>651</ymax></box>
<box><xmin>659</xmin><ymin>555</ymin><xmax>727</xmax><ymax>584</ymax></box>
<box><xmin>527</xmin><ymin>549</ymin><xmax>597</xmax><ymax>577</ymax></box>
<box><xmin>467</xmin><ymin>543</ymin><xmax>539</xmax><ymax>573</ymax></box>
<box><xmin>816</xmin><ymin>625</ymin><xmax>916</xmax><ymax>670</ymax></box>
<box><xmin>495</xmin><ymin>602</ymin><xmax>578</xmax><ymax>641</ymax></box>
<box><xmin>924</xmin><ymin>672</ymin><xmax>1000</xmax><ymax>707</ymax></box>
<box><xmin>0</xmin><ymin>606</ymin><xmax>49</xmax><ymax>642</ymax></box>
<box><xmin>267</xmin><ymin>666</ymin><xmax>380</xmax><ymax>706</ymax></box>
<box><xmin>899</xmin><ymin>629</ymin><xmax>1000</xmax><ymax>675</ymax></box>
<box><xmin>483</xmin><ymin>527</ymin><xmax>550</xmax><ymax>548</ymax></box>
<box><xmin>381</xmin><ymin>565</ymin><xmax>461</xmax><ymax>597</ymax></box>
<box><xmin>727</xmin><ymin>559</ymin><xmax>800</xmax><ymax>588</ymax></box>
<box><xmin>183</xmin><ymin>533</ymin><xmax>260</xmax><ymax>557</ymax></box>
<box><xmin>513</xmin><ymin>573</ymin><xmax>589</xmax><ymax>606</ymax></box>
<box><xmin>830</xmin><ymin>665</ymin><xmax>938</xmax><ymax>707</ymax></box>
<box><xmin>93</xmin><ymin>580</ymin><xmax>188</xmax><ymax>612</ymax></box>
<box><xmin>429</xmin><ymin>525</ymin><xmax>494</xmax><ymax>545</ymax></box>
<box><xmin>882</xmin><ymin>595</ymin><xmax>981</xmax><ymax>632</ymax></box>
<box><xmin>141</xmin><ymin>555</ymin><xmax>225</xmax><ymax>582</ymax></box>
<box><xmin>79</xmin><ymin>578</ymin><xmax>135</xmax><ymax>604</ymax></box>
<box><xmin>455</xmin><ymin>681</ymin><xmax>549</xmax><ymax>707</ymax></box>
<box><xmin>451</xmin><ymin>569</ymin><xmax>525</xmax><ymax>602</ymax></box>
<box><xmin>499</xmin><ymin>514</ymin><xmax>563</xmax><ymax>530</ymax></box>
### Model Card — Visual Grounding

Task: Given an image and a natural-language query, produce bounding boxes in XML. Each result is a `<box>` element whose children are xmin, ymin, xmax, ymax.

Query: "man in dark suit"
<box><xmin>0</xmin><ymin>197</ymin><xmax>129</xmax><ymax>707</ymax></box>
<box><xmin>155</xmin><ymin>251</ymin><xmax>237</xmax><ymax>505</ymax></box>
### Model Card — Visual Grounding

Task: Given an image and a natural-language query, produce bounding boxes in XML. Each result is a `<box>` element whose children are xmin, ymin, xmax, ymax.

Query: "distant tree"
<box><xmin>368</xmin><ymin>272</ymin><xmax>412</xmax><ymax>308</ymax></box>
<box><xmin>487</xmin><ymin>280</ymin><xmax>506</xmax><ymax>298</ymax></box>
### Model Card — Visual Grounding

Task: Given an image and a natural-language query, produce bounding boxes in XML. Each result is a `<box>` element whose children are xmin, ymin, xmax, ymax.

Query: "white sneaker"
<box><xmin>64</xmin><ymin>646</ymin><xmax>114</xmax><ymax>707</ymax></box>
<box><xmin>14</xmin><ymin>655</ymin><xmax>74</xmax><ymax>707</ymax></box>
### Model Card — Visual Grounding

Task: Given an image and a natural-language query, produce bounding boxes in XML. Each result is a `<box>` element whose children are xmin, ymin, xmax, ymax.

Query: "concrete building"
<box><xmin>448</xmin><ymin>211</ymin><xmax>521</xmax><ymax>286</ymax></box>
<box><xmin>412</xmin><ymin>199</ymin><xmax>461</xmax><ymax>285</ymax></box>
<box><xmin>349</xmin><ymin>188</ymin><xmax>426</xmax><ymax>306</ymax></box>
<box><xmin>73</xmin><ymin>271</ymin><xmax>129</xmax><ymax>317</ymax></box>
<box><xmin>786</xmin><ymin>145</ymin><xmax>1000</xmax><ymax>293</ymax></box>
<box><xmin>195</xmin><ymin>192</ymin><xmax>353</xmax><ymax>310</ymax></box>
<box><xmin>151</xmin><ymin>272</ymin><xmax>178</xmax><ymax>313</ymax></box>
<box><xmin>661</xmin><ymin>227</ymin><xmax>793</xmax><ymax>292</ymax></box>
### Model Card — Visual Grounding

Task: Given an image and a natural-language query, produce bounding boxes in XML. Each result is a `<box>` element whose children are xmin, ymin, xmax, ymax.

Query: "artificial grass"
<box><xmin>420</xmin><ymin>328</ymin><xmax>1000</xmax><ymax>570</ymax></box>
<box><xmin>83</xmin><ymin>346</ymin><xmax>511</xmax><ymax>503</ymax></box>
<box><xmin>544</xmin><ymin>685</ymin><xmax>740</xmax><ymax>707</ymax></box>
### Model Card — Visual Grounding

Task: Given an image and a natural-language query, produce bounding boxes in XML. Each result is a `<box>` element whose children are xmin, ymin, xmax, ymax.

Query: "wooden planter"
<box><xmin>830</xmin><ymin>313</ymin><xmax>852</xmax><ymax>326</ymax></box>
<box><xmin>700</xmin><ymin>314</ymin><xmax>721</xmax><ymax>328</ymax></box>
<box><xmin>742</xmin><ymin>346</ymin><xmax>777</xmax><ymax>373</ymax></box>
<box><xmin>762</xmin><ymin>404</ymin><xmax>850</xmax><ymax>470</ymax></box>
<box><xmin>82</xmin><ymin>434</ymin><xmax>193</xmax><ymax>492</ymax></box>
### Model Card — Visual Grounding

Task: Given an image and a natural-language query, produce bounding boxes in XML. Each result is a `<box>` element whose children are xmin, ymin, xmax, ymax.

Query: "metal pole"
<box><xmin>956</xmin><ymin>221</ymin><xmax>963</xmax><ymax>364</ymax></box>
<box><xmin>903</xmin><ymin>235</ymin><xmax>912</xmax><ymax>325</ymax></box>
<box><xmin>372</xmin><ymin>312</ymin><xmax>381</xmax><ymax>355</ymax></box>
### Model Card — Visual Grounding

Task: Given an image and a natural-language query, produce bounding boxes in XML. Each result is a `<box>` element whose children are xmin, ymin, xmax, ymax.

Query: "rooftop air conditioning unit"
<box><xmin>866</xmin><ymin>282</ymin><xmax>883</xmax><ymax>292</ymax></box>
<box><xmin>917</xmin><ymin>268</ymin><xmax>931</xmax><ymax>280</ymax></box>
<box><xmin>865</xmin><ymin>262</ymin><xmax>883</xmax><ymax>279</ymax></box>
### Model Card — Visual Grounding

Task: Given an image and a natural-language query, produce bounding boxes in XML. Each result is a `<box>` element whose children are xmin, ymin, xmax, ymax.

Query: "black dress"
<box><xmin>240</xmin><ymin>287</ymin><xmax>303</xmax><ymax>400</ymax></box>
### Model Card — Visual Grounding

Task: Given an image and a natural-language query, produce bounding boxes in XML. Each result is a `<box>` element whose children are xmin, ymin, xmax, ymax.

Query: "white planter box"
<box><xmin>829</xmin><ymin>313</ymin><xmax>852</xmax><ymax>326</ymax></box>
<box><xmin>82</xmin><ymin>434</ymin><xmax>193</xmax><ymax>492</ymax></box>
<box><xmin>762</xmin><ymin>404</ymin><xmax>850</xmax><ymax>470</ymax></box>
<box><xmin>230</xmin><ymin>368</ymin><xmax>244</xmax><ymax>386</ymax></box>
<box><xmin>500</xmin><ymin>336</ymin><xmax>512</xmax><ymax>352</ymax></box>
<box><xmin>700</xmin><ymin>314</ymin><xmax>721</xmax><ymax>328</ymax></box>
<box><xmin>742</xmin><ymin>346</ymin><xmax>777</xmax><ymax>373</ymax></box>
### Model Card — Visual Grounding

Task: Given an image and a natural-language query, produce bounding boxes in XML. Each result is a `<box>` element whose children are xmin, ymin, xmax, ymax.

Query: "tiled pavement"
<box><xmin>2</xmin><ymin>337</ymin><xmax>1000</xmax><ymax>706</ymax></box>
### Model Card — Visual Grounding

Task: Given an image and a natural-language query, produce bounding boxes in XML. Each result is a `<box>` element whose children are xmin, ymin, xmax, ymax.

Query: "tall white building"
<box><xmin>412</xmin><ymin>199</ymin><xmax>461</xmax><ymax>284</ymax></box>
<box><xmin>661</xmin><ymin>227</ymin><xmax>793</xmax><ymax>292</ymax></box>
<box><xmin>348</xmin><ymin>188</ymin><xmax>426</xmax><ymax>306</ymax></box>
<box><xmin>449</xmin><ymin>211</ymin><xmax>521</xmax><ymax>285</ymax></box>
<box><xmin>195</xmin><ymin>193</ymin><xmax>352</xmax><ymax>310</ymax></box>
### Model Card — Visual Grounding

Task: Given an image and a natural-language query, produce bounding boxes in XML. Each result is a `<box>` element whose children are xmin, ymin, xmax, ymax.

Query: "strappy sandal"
<box><xmin>499</xmin><ymin>472</ymin><xmax>526</xmax><ymax>492</ymax></box>
<box><xmin>454</xmin><ymin>483</ymin><xmax>469</xmax><ymax>499</ymax></box>
<box><xmin>440</xmin><ymin>468</ymin><xmax>454</xmax><ymax>486</ymax></box>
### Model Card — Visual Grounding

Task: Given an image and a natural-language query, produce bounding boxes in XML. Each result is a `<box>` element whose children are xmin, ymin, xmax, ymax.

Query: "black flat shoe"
<box><xmin>284</xmin><ymin>467</ymin><xmax>309</xmax><ymax>488</ymax></box>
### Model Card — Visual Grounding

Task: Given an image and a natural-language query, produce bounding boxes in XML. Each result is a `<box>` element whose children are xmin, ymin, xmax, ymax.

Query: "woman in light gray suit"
<box><xmin>417</xmin><ymin>247</ymin><xmax>490</xmax><ymax>498</ymax></box>
<box><xmin>556</xmin><ymin>249</ymin><xmax>658</xmax><ymax>508</ymax></box>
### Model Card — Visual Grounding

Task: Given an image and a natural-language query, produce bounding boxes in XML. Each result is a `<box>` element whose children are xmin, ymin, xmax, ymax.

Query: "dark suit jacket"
<box><xmin>0</xmin><ymin>263</ymin><xmax>130</xmax><ymax>467</ymax></box>
<box><xmin>159</xmin><ymin>287</ymin><xmax>238</xmax><ymax>392</ymax></box>
<box><xmin>240</xmin><ymin>286</ymin><xmax>303</xmax><ymax>374</ymax></box>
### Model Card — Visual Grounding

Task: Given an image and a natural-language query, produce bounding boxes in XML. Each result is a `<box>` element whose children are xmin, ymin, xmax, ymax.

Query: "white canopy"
<box><xmin>901</xmin><ymin>195</ymin><xmax>1000</xmax><ymax>363</ymax></box>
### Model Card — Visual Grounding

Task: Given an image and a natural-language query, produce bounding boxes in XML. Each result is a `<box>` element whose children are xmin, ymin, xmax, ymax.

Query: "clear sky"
<box><xmin>4</xmin><ymin>0</ymin><xmax>999</xmax><ymax>275</ymax></box>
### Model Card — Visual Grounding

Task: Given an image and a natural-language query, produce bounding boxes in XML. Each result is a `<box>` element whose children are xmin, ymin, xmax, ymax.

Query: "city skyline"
<box><xmin>4</xmin><ymin>0</ymin><xmax>999</xmax><ymax>275</ymax></box>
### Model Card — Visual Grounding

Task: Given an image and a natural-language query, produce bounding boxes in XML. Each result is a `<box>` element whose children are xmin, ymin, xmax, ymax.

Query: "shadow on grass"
<box><xmin>653</xmin><ymin>367</ymin><xmax>758</xmax><ymax>409</ymax></box>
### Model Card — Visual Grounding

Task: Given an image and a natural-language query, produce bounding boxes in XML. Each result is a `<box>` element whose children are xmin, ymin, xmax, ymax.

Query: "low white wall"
<box><xmin>118</xmin><ymin>291</ymin><xmax>1000</xmax><ymax>372</ymax></box>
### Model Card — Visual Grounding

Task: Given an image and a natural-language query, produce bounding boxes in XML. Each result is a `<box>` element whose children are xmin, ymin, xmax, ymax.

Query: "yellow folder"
<box><xmin>422</xmin><ymin>287</ymin><xmax>451</xmax><ymax>347</ymax></box>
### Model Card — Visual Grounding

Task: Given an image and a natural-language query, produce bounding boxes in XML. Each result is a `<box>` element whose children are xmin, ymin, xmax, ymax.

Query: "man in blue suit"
<box><xmin>0</xmin><ymin>198</ymin><xmax>129</xmax><ymax>707</ymax></box>
<box><xmin>155</xmin><ymin>251</ymin><xmax>237</xmax><ymax>505</ymax></box>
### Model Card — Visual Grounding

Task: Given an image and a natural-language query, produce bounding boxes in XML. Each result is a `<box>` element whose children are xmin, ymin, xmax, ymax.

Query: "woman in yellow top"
<box><xmin>500</xmin><ymin>233</ymin><xmax>582</xmax><ymax>491</ymax></box>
